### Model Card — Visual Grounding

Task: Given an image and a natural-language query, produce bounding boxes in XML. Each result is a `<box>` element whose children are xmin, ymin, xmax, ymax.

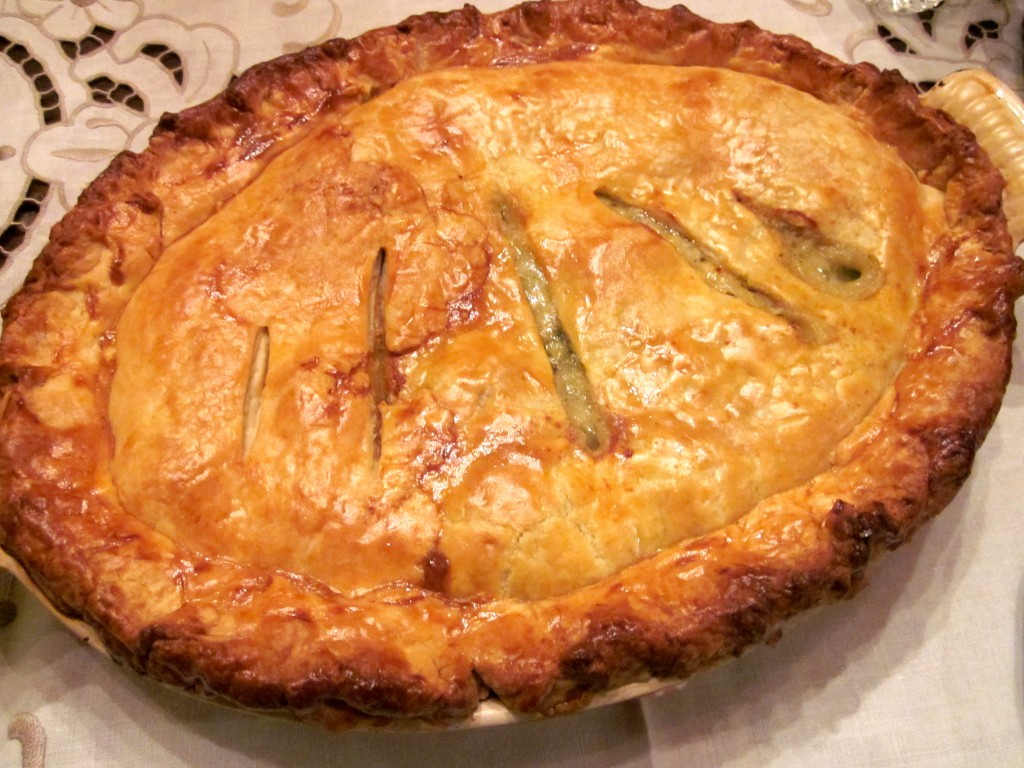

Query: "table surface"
<box><xmin>1</xmin><ymin>1</ymin><xmax>1022</xmax><ymax>766</ymax></box>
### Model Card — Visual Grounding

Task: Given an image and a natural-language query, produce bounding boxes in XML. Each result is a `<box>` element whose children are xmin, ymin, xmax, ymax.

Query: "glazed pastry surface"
<box><xmin>110</xmin><ymin>63</ymin><xmax>942</xmax><ymax>599</ymax></box>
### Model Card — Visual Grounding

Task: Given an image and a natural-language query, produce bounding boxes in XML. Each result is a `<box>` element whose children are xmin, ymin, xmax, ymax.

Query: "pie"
<box><xmin>1</xmin><ymin>0</ymin><xmax>1021</xmax><ymax>729</ymax></box>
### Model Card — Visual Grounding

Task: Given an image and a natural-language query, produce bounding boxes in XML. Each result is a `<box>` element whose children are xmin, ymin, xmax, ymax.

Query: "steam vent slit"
<box><xmin>497</xmin><ymin>196</ymin><xmax>610</xmax><ymax>454</ymax></box>
<box><xmin>595</xmin><ymin>190</ymin><xmax>818</xmax><ymax>339</ymax></box>
<box><xmin>369</xmin><ymin>247</ymin><xmax>389</xmax><ymax>465</ymax></box>
<box><xmin>733</xmin><ymin>192</ymin><xmax>884</xmax><ymax>301</ymax></box>
<box><xmin>242</xmin><ymin>326</ymin><xmax>270</xmax><ymax>456</ymax></box>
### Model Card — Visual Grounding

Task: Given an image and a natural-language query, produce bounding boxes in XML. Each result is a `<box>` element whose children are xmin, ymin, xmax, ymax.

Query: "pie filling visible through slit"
<box><xmin>109</xmin><ymin>63</ymin><xmax>941</xmax><ymax>601</ymax></box>
<box><xmin>1</xmin><ymin>0</ymin><xmax>1021</xmax><ymax>728</ymax></box>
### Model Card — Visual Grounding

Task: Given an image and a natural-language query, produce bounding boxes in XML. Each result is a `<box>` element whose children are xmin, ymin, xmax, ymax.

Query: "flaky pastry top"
<box><xmin>110</xmin><ymin>62</ymin><xmax>942</xmax><ymax>601</ymax></box>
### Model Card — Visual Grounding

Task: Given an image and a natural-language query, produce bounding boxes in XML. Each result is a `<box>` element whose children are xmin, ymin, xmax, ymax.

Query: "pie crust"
<box><xmin>1</xmin><ymin>0</ymin><xmax>1022</xmax><ymax>729</ymax></box>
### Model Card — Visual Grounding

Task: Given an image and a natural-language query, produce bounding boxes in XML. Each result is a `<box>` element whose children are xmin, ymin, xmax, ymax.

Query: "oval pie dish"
<box><xmin>1</xmin><ymin>0</ymin><xmax>1022</xmax><ymax>729</ymax></box>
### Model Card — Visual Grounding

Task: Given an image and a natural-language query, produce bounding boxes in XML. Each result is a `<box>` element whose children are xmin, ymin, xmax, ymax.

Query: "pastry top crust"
<box><xmin>1</xmin><ymin>0</ymin><xmax>1021</xmax><ymax>728</ymax></box>
<box><xmin>109</xmin><ymin>60</ymin><xmax>944</xmax><ymax>604</ymax></box>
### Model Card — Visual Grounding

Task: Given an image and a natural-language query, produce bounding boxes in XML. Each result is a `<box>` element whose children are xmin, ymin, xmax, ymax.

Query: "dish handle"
<box><xmin>922</xmin><ymin>69</ymin><xmax>1024</xmax><ymax>250</ymax></box>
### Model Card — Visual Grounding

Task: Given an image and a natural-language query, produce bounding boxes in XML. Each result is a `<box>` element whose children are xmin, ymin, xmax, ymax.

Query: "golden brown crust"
<box><xmin>1</xmin><ymin>0</ymin><xmax>1022</xmax><ymax>728</ymax></box>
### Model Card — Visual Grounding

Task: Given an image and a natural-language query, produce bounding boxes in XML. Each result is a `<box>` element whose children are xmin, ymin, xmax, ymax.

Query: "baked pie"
<box><xmin>1</xmin><ymin>0</ymin><xmax>1022</xmax><ymax>729</ymax></box>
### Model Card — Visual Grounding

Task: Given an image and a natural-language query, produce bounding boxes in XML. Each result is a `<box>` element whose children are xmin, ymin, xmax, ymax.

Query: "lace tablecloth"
<box><xmin>1</xmin><ymin>1</ymin><xmax>1022</xmax><ymax>766</ymax></box>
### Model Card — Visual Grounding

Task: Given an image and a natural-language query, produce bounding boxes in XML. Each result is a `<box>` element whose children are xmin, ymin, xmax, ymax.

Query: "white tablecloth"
<box><xmin>2</xmin><ymin>1</ymin><xmax>1022</xmax><ymax>766</ymax></box>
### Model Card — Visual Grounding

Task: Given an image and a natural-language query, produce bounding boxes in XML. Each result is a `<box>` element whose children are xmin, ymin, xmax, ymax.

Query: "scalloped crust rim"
<box><xmin>0</xmin><ymin>0</ymin><xmax>1022</xmax><ymax>729</ymax></box>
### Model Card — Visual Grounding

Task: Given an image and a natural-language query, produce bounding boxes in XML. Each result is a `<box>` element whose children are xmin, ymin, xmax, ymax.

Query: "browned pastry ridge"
<box><xmin>1</xmin><ymin>0</ymin><xmax>1022</xmax><ymax>728</ymax></box>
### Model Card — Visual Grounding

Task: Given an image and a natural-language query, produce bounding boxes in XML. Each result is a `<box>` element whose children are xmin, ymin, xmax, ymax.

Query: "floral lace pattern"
<box><xmin>0</xmin><ymin>0</ymin><xmax>343</xmax><ymax>300</ymax></box>
<box><xmin>847</xmin><ymin>0</ymin><xmax>1021</xmax><ymax>88</ymax></box>
<box><xmin>7</xmin><ymin>713</ymin><xmax>45</xmax><ymax>768</ymax></box>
